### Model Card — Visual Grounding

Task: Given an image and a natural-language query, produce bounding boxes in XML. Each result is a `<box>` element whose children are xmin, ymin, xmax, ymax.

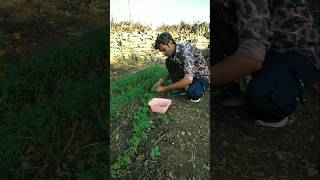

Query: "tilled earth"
<box><xmin>111</xmin><ymin>92</ymin><xmax>211</xmax><ymax>179</ymax></box>
<box><xmin>212</xmin><ymin>81</ymin><xmax>319</xmax><ymax>180</ymax></box>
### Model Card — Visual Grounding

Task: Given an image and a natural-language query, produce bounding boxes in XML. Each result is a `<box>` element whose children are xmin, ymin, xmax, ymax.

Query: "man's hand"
<box><xmin>152</xmin><ymin>79</ymin><xmax>164</xmax><ymax>92</ymax></box>
<box><xmin>155</xmin><ymin>79</ymin><xmax>164</xmax><ymax>86</ymax></box>
<box><xmin>155</xmin><ymin>85</ymin><xmax>167</xmax><ymax>93</ymax></box>
<box><xmin>152</xmin><ymin>77</ymin><xmax>192</xmax><ymax>93</ymax></box>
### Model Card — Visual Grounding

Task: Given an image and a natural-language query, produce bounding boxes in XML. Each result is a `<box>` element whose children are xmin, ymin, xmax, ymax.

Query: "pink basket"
<box><xmin>148</xmin><ymin>98</ymin><xmax>172</xmax><ymax>114</ymax></box>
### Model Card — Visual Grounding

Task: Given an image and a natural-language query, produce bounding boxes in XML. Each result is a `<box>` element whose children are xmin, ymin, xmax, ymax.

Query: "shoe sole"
<box><xmin>190</xmin><ymin>98</ymin><xmax>202</xmax><ymax>103</ymax></box>
<box><xmin>254</xmin><ymin>116</ymin><xmax>291</xmax><ymax>128</ymax></box>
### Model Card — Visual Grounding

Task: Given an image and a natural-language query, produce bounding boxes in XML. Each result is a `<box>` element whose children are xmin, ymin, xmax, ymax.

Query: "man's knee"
<box><xmin>186</xmin><ymin>79</ymin><xmax>208</xmax><ymax>99</ymax></box>
<box><xmin>186</xmin><ymin>86</ymin><xmax>203</xmax><ymax>99</ymax></box>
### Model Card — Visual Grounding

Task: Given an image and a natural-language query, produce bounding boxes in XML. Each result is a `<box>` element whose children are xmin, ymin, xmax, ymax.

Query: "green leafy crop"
<box><xmin>151</xmin><ymin>146</ymin><xmax>161</xmax><ymax>160</ymax></box>
<box><xmin>0</xmin><ymin>29</ymin><xmax>107</xmax><ymax>178</ymax></box>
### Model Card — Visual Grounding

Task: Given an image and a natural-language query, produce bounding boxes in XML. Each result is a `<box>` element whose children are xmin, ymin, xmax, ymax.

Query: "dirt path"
<box><xmin>152</xmin><ymin>92</ymin><xmax>210</xmax><ymax>179</ymax></box>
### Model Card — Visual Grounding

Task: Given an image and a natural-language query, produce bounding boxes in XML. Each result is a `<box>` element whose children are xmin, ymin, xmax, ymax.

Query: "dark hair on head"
<box><xmin>154</xmin><ymin>32</ymin><xmax>176</xmax><ymax>50</ymax></box>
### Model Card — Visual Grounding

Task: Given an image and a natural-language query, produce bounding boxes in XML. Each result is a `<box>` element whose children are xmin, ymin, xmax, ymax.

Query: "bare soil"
<box><xmin>110</xmin><ymin>90</ymin><xmax>210</xmax><ymax>179</ymax></box>
<box><xmin>212</xmin><ymin>81</ymin><xmax>320</xmax><ymax>180</ymax></box>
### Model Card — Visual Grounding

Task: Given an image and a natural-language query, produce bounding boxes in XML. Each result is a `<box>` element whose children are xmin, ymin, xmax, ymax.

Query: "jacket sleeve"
<box><xmin>235</xmin><ymin>0</ymin><xmax>271</xmax><ymax>61</ymax></box>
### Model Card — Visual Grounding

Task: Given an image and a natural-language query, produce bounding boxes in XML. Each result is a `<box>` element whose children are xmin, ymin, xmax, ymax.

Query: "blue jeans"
<box><xmin>165</xmin><ymin>58</ymin><xmax>209</xmax><ymax>100</ymax></box>
<box><xmin>246</xmin><ymin>51</ymin><xmax>318</xmax><ymax>121</ymax></box>
<box><xmin>186</xmin><ymin>78</ymin><xmax>209</xmax><ymax>100</ymax></box>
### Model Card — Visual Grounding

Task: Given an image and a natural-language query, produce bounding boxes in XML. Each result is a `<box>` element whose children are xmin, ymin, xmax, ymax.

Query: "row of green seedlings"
<box><xmin>2</xmin><ymin>31</ymin><xmax>105</xmax><ymax>102</ymax></box>
<box><xmin>110</xmin><ymin>65</ymin><xmax>169</xmax><ymax>178</ymax></box>
<box><xmin>110</xmin><ymin>66</ymin><xmax>161</xmax><ymax>95</ymax></box>
<box><xmin>0</xmin><ymin>30</ymin><xmax>107</xmax><ymax>178</ymax></box>
<box><xmin>110</xmin><ymin>65</ymin><xmax>167</xmax><ymax>118</ymax></box>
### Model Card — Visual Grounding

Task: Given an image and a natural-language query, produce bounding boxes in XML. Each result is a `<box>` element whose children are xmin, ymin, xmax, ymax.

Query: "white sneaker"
<box><xmin>254</xmin><ymin>116</ymin><xmax>293</xmax><ymax>128</ymax></box>
<box><xmin>190</xmin><ymin>98</ymin><xmax>202</xmax><ymax>103</ymax></box>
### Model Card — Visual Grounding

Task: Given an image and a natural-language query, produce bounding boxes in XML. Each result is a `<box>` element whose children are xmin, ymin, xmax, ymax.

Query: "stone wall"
<box><xmin>0</xmin><ymin>0</ymin><xmax>106</xmax><ymax>23</ymax></box>
<box><xmin>110</xmin><ymin>30</ymin><xmax>210</xmax><ymax>64</ymax></box>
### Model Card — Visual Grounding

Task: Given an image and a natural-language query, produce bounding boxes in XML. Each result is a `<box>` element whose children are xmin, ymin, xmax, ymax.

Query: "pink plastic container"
<box><xmin>148</xmin><ymin>98</ymin><xmax>172</xmax><ymax>114</ymax></box>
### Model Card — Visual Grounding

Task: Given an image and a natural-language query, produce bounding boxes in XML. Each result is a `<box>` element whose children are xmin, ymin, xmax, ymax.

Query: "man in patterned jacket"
<box><xmin>153</xmin><ymin>32</ymin><xmax>210</xmax><ymax>102</ymax></box>
<box><xmin>212</xmin><ymin>0</ymin><xmax>320</xmax><ymax>127</ymax></box>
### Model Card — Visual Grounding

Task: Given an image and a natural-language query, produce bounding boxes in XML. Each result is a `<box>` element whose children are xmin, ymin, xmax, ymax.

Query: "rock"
<box><xmin>222</xmin><ymin>140</ymin><xmax>229</xmax><ymax>147</ymax></box>
<box><xmin>309</xmin><ymin>134</ymin><xmax>315</xmax><ymax>142</ymax></box>
<box><xmin>192</xmin><ymin>163</ymin><xmax>196</xmax><ymax>168</ymax></box>
<box><xmin>0</xmin><ymin>48</ymin><xmax>7</xmax><ymax>56</ymax></box>
<box><xmin>62</xmin><ymin>163</ymin><xmax>68</xmax><ymax>170</ymax></box>
<box><xmin>203</xmin><ymin>164</ymin><xmax>210</xmax><ymax>170</ymax></box>
<box><xmin>274</xmin><ymin>151</ymin><xmax>286</xmax><ymax>160</ymax></box>
<box><xmin>243</xmin><ymin>135</ymin><xmax>256</xmax><ymax>142</ymax></box>
<box><xmin>168</xmin><ymin>171</ymin><xmax>175</xmax><ymax>179</ymax></box>
<box><xmin>282</xmin><ymin>152</ymin><xmax>293</xmax><ymax>161</ymax></box>
<box><xmin>232</xmin><ymin>153</ymin><xmax>238</xmax><ymax>158</ymax></box>
<box><xmin>308</xmin><ymin>163</ymin><xmax>316</xmax><ymax>167</ymax></box>
<box><xmin>21</xmin><ymin>161</ymin><xmax>28</xmax><ymax>170</ymax></box>
<box><xmin>222</xmin><ymin>158</ymin><xmax>226</xmax><ymax>165</ymax></box>
<box><xmin>255</xmin><ymin>171</ymin><xmax>265</xmax><ymax>177</ymax></box>
<box><xmin>305</xmin><ymin>166</ymin><xmax>319</xmax><ymax>177</ymax></box>
<box><xmin>234</xmin><ymin>143</ymin><xmax>241</xmax><ymax>150</ymax></box>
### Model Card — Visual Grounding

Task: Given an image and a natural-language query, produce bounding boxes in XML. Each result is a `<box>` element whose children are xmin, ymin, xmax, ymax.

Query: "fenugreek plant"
<box><xmin>110</xmin><ymin>93</ymin><xmax>158</xmax><ymax>178</ymax></box>
<box><xmin>0</xmin><ymin>29</ymin><xmax>107</xmax><ymax>178</ymax></box>
<box><xmin>110</xmin><ymin>65</ymin><xmax>167</xmax><ymax>118</ymax></box>
<box><xmin>110</xmin><ymin>65</ymin><xmax>169</xmax><ymax>178</ymax></box>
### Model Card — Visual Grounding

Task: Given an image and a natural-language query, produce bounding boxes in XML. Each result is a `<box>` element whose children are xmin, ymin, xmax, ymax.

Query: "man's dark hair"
<box><xmin>154</xmin><ymin>32</ymin><xmax>176</xmax><ymax>50</ymax></box>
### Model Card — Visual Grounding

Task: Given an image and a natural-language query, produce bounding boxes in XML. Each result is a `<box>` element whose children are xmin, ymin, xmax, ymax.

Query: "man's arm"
<box><xmin>156</xmin><ymin>78</ymin><xmax>192</xmax><ymax>93</ymax></box>
<box><xmin>212</xmin><ymin>0</ymin><xmax>270</xmax><ymax>87</ymax></box>
<box><xmin>211</xmin><ymin>53</ymin><xmax>263</xmax><ymax>87</ymax></box>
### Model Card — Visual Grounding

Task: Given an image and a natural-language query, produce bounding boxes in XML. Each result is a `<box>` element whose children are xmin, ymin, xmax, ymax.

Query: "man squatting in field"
<box><xmin>212</xmin><ymin>0</ymin><xmax>320</xmax><ymax>127</ymax></box>
<box><xmin>153</xmin><ymin>32</ymin><xmax>210</xmax><ymax>103</ymax></box>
